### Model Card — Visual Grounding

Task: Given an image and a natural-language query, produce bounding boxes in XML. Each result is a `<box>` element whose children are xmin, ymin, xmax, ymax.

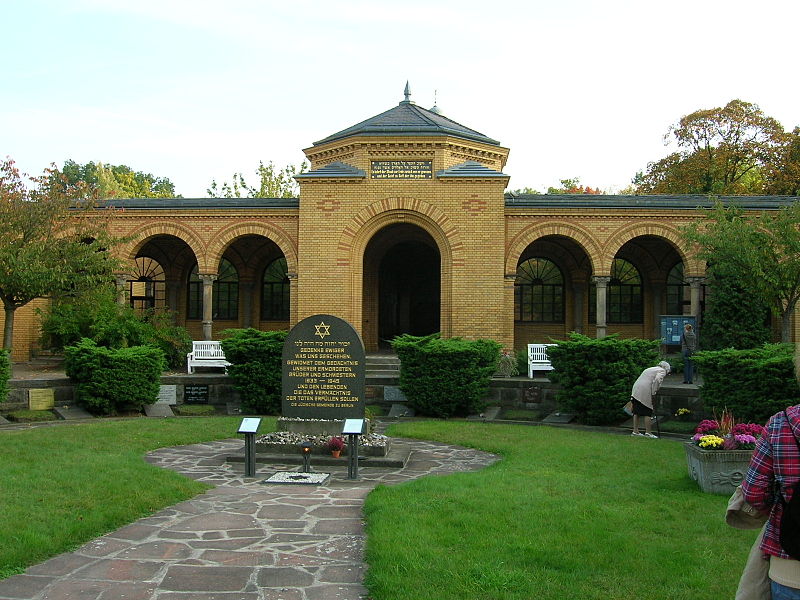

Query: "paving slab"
<box><xmin>0</xmin><ymin>434</ymin><xmax>499</xmax><ymax>599</ymax></box>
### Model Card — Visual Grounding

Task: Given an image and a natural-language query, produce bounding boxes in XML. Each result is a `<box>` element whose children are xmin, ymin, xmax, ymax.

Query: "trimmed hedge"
<box><xmin>393</xmin><ymin>334</ymin><xmax>501</xmax><ymax>418</ymax></box>
<box><xmin>64</xmin><ymin>338</ymin><xmax>165</xmax><ymax>415</ymax></box>
<box><xmin>220</xmin><ymin>328</ymin><xmax>287</xmax><ymax>415</ymax></box>
<box><xmin>547</xmin><ymin>334</ymin><xmax>660</xmax><ymax>425</ymax></box>
<box><xmin>0</xmin><ymin>349</ymin><xmax>9</xmax><ymax>404</ymax></box>
<box><xmin>692</xmin><ymin>344</ymin><xmax>800</xmax><ymax>423</ymax></box>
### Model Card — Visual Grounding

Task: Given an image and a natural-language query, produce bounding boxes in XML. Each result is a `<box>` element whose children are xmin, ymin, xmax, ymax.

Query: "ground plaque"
<box><xmin>28</xmin><ymin>389</ymin><xmax>55</xmax><ymax>411</ymax></box>
<box><xmin>282</xmin><ymin>314</ymin><xmax>365</xmax><ymax>420</ymax></box>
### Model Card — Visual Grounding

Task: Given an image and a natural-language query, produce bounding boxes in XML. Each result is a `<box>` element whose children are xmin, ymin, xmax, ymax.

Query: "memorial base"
<box><xmin>277</xmin><ymin>416</ymin><xmax>371</xmax><ymax>437</ymax></box>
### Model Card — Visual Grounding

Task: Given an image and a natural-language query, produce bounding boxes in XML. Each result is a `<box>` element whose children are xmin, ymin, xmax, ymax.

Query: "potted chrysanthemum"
<box><xmin>684</xmin><ymin>409</ymin><xmax>766</xmax><ymax>495</ymax></box>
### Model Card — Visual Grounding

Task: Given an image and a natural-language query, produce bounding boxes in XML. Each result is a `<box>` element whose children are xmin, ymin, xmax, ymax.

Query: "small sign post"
<box><xmin>342</xmin><ymin>419</ymin><xmax>365</xmax><ymax>480</ymax></box>
<box><xmin>238</xmin><ymin>418</ymin><xmax>262</xmax><ymax>477</ymax></box>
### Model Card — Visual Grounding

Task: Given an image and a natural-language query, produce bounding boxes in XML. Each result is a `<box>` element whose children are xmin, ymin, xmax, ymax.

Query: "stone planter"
<box><xmin>684</xmin><ymin>442</ymin><xmax>753</xmax><ymax>495</ymax></box>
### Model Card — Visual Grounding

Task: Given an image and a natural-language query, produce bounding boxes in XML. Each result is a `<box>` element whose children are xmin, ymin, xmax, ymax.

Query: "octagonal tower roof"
<box><xmin>313</xmin><ymin>83</ymin><xmax>500</xmax><ymax>147</ymax></box>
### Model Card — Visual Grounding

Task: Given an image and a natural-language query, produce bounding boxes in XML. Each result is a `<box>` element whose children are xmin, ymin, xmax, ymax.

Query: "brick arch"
<box><xmin>505</xmin><ymin>221</ymin><xmax>602</xmax><ymax>275</ymax></box>
<box><xmin>338</xmin><ymin>197</ymin><xmax>463</xmax><ymax>340</ymax></box>
<box><xmin>119</xmin><ymin>221</ymin><xmax>205</xmax><ymax>264</ymax></box>
<box><xmin>602</xmin><ymin>221</ymin><xmax>703</xmax><ymax>275</ymax></box>
<box><xmin>205</xmin><ymin>221</ymin><xmax>298</xmax><ymax>275</ymax></box>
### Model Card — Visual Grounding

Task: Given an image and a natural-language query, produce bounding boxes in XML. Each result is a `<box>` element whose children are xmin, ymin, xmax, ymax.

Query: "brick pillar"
<box><xmin>200</xmin><ymin>273</ymin><xmax>217</xmax><ymax>340</ymax></box>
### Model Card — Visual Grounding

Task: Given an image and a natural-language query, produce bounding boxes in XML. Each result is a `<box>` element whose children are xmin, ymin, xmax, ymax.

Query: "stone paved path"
<box><xmin>0</xmin><ymin>437</ymin><xmax>498</xmax><ymax>600</ymax></box>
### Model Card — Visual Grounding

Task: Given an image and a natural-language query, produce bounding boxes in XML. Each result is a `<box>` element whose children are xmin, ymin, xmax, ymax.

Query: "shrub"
<box><xmin>547</xmin><ymin>333</ymin><xmax>660</xmax><ymax>425</ymax></box>
<box><xmin>692</xmin><ymin>344</ymin><xmax>799</xmax><ymax>423</ymax></box>
<box><xmin>38</xmin><ymin>285</ymin><xmax>191</xmax><ymax>370</ymax></box>
<box><xmin>393</xmin><ymin>334</ymin><xmax>500</xmax><ymax>418</ymax></box>
<box><xmin>64</xmin><ymin>338</ymin><xmax>165</xmax><ymax>416</ymax></box>
<box><xmin>220</xmin><ymin>328</ymin><xmax>287</xmax><ymax>415</ymax></box>
<box><xmin>0</xmin><ymin>349</ymin><xmax>9</xmax><ymax>404</ymax></box>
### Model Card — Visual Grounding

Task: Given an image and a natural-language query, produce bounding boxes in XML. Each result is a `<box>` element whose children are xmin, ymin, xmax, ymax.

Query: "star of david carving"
<box><xmin>314</xmin><ymin>321</ymin><xmax>331</xmax><ymax>339</ymax></box>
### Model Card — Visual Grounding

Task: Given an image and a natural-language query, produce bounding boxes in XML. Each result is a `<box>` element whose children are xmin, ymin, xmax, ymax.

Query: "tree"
<box><xmin>636</xmin><ymin>99</ymin><xmax>787</xmax><ymax>194</ymax></box>
<box><xmin>683</xmin><ymin>200</ymin><xmax>800</xmax><ymax>343</ymax></box>
<box><xmin>58</xmin><ymin>159</ymin><xmax>178</xmax><ymax>198</ymax></box>
<box><xmin>700</xmin><ymin>267</ymin><xmax>771</xmax><ymax>350</ymax></box>
<box><xmin>505</xmin><ymin>186</ymin><xmax>541</xmax><ymax>196</ymax></box>
<box><xmin>0</xmin><ymin>158</ymin><xmax>123</xmax><ymax>352</ymax></box>
<box><xmin>546</xmin><ymin>178</ymin><xmax>603</xmax><ymax>194</ymax></box>
<box><xmin>207</xmin><ymin>161</ymin><xmax>307</xmax><ymax>198</ymax></box>
<box><xmin>763</xmin><ymin>127</ymin><xmax>800</xmax><ymax>196</ymax></box>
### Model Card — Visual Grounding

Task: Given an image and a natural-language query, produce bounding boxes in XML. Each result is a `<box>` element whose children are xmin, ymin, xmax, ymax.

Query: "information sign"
<box><xmin>659</xmin><ymin>315</ymin><xmax>697</xmax><ymax>345</ymax></box>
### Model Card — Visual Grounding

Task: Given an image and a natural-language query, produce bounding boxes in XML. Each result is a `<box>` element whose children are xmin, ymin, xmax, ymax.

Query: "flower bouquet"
<box><xmin>691</xmin><ymin>409</ymin><xmax>766</xmax><ymax>450</ymax></box>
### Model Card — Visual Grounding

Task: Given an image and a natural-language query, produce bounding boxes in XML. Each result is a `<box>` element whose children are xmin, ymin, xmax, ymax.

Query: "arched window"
<box><xmin>590</xmin><ymin>258</ymin><xmax>643</xmax><ymax>323</ymax></box>
<box><xmin>261</xmin><ymin>257</ymin><xmax>290</xmax><ymax>320</ymax></box>
<box><xmin>187</xmin><ymin>259</ymin><xmax>239</xmax><ymax>320</ymax></box>
<box><xmin>666</xmin><ymin>262</ymin><xmax>688</xmax><ymax>315</ymax></box>
<box><xmin>128</xmin><ymin>256</ymin><xmax>165</xmax><ymax>312</ymax></box>
<box><xmin>514</xmin><ymin>258</ymin><xmax>564</xmax><ymax>322</ymax></box>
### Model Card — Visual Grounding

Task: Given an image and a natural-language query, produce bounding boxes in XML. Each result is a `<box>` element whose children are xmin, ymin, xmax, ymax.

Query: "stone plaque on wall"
<box><xmin>184</xmin><ymin>384</ymin><xmax>209</xmax><ymax>404</ymax></box>
<box><xmin>28</xmin><ymin>389</ymin><xmax>55</xmax><ymax>410</ymax></box>
<box><xmin>370</xmin><ymin>160</ymin><xmax>432</xmax><ymax>179</ymax></box>
<box><xmin>282</xmin><ymin>314</ymin><xmax>365</xmax><ymax>420</ymax></box>
<box><xmin>156</xmin><ymin>385</ymin><xmax>177</xmax><ymax>405</ymax></box>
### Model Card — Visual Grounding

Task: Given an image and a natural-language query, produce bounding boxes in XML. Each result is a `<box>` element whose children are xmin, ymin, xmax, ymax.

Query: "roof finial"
<box><xmin>404</xmin><ymin>81</ymin><xmax>411</xmax><ymax>102</ymax></box>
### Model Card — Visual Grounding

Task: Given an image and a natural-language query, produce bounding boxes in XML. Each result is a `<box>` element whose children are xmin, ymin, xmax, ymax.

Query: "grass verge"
<box><xmin>364</xmin><ymin>421</ymin><xmax>758</xmax><ymax>600</ymax></box>
<box><xmin>0</xmin><ymin>417</ymin><xmax>271</xmax><ymax>578</ymax></box>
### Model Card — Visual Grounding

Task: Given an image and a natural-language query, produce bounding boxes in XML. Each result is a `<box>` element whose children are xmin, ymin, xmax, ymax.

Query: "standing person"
<box><xmin>681</xmin><ymin>323</ymin><xmax>698</xmax><ymax>384</ymax></box>
<box><xmin>742</xmin><ymin>405</ymin><xmax>800</xmax><ymax>598</ymax></box>
<box><xmin>629</xmin><ymin>361</ymin><xmax>670</xmax><ymax>438</ymax></box>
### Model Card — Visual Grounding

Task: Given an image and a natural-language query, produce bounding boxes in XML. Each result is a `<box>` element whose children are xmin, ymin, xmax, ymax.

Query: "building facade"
<box><xmin>5</xmin><ymin>91</ymin><xmax>799</xmax><ymax>361</ymax></box>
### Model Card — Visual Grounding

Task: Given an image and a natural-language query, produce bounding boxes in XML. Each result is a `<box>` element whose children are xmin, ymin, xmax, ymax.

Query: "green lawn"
<box><xmin>0</xmin><ymin>418</ymin><xmax>759</xmax><ymax>599</ymax></box>
<box><xmin>0</xmin><ymin>417</ymin><xmax>255</xmax><ymax>578</ymax></box>
<box><xmin>365</xmin><ymin>421</ymin><xmax>758</xmax><ymax>600</ymax></box>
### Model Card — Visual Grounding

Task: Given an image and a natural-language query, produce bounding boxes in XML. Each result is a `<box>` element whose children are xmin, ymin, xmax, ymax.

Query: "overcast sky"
<box><xmin>3</xmin><ymin>0</ymin><xmax>799</xmax><ymax>197</ymax></box>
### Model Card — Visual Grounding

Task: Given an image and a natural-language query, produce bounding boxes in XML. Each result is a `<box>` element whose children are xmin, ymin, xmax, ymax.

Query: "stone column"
<box><xmin>572</xmin><ymin>283</ymin><xmax>584</xmax><ymax>334</ymax></box>
<box><xmin>241</xmin><ymin>281</ymin><xmax>254</xmax><ymax>328</ymax></box>
<box><xmin>114</xmin><ymin>274</ymin><xmax>128</xmax><ymax>306</ymax></box>
<box><xmin>651</xmin><ymin>281</ymin><xmax>665</xmax><ymax>339</ymax></box>
<box><xmin>200</xmin><ymin>274</ymin><xmax>217</xmax><ymax>340</ymax></box>
<box><xmin>688</xmin><ymin>277</ymin><xmax>705</xmax><ymax>324</ymax></box>
<box><xmin>594</xmin><ymin>276</ymin><xmax>611</xmax><ymax>338</ymax></box>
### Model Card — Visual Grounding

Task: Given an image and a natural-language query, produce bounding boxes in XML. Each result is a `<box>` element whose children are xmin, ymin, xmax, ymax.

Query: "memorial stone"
<box><xmin>282</xmin><ymin>314</ymin><xmax>365</xmax><ymax>420</ymax></box>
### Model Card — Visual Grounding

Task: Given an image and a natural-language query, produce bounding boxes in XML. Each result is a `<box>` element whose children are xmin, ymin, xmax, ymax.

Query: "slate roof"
<box><xmin>97</xmin><ymin>198</ymin><xmax>299</xmax><ymax>209</ymax></box>
<box><xmin>313</xmin><ymin>99</ymin><xmax>501</xmax><ymax>147</ymax></box>
<box><xmin>437</xmin><ymin>161</ymin><xmax>507</xmax><ymax>178</ymax></box>
<box><xmin>504</xmin><ymin>194</ymin><xmax>800</xmax><ymax>210</ymax></box>
<box><xmin>294</xmin><ymin>161</ymin><xmax>366</xmax><ymax>180</ymax></box>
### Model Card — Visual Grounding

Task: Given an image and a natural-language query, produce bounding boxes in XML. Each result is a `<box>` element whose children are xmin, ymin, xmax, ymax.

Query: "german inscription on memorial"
<box><xmin>282</xmin><ymin>314</ymin><xmax>365</xmax><ymax>419</ymax></box>
<box><xmin>371</xmin><ymin>160</ymin><xmax>432</xmax><ymax>179</ymax></box>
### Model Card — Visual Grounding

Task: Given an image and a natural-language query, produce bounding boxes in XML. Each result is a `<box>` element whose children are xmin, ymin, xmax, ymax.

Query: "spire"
<box><xmin>430</xmin><ymin>89</ymin><xmax>442</xmax><ymax>115</ymax></box>
<box><xmin>401</xmin><ymin>81</ymin><xmax>415</xmax><ymax>105</ymax></box>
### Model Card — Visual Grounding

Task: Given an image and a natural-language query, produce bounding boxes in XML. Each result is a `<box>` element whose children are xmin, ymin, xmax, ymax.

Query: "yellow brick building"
<box><xmin>4</xmin><ymin>90</ymin><xmax>798</xmax><ymax>361</ymax></box>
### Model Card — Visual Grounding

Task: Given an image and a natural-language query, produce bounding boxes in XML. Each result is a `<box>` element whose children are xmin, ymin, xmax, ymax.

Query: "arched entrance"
<box><xmin>363</xmin><ymin>224</ymin><xmax>441</xmax><ymax>350</ymax></box>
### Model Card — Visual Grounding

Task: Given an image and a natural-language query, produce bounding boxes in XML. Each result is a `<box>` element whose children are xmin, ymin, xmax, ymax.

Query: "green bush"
<box><xmin>0</xmin><ymin>349</ymin><xmax>9</xmax><ymax>404</ymax></box>
<box><xmin>64</xmin><ymin>339</ymin><xmax>165</xmax><ymax>416</ymax></box>
<box><xmin>692</xmin><ymin>343</ymin><xmax>800</xmax><ymax>423</ymax></box>
<box><xmin>39</xmin><ymin>286</ymin><xmax>191</xmax><ymax>370</ymax></box>
<box><xmin>392</xmin><ymin>334</ymin><xmax>501</xmax><ymax>418</ymax></box>
<box><xmin>547</xmin><ymin>333</ymin><xmax>660</xmax><ymax>425</ymax></box>
<box><xmin>220</xmin><ymin>329</ymin><xmax>287</xmax><ymax>415</ymax></box>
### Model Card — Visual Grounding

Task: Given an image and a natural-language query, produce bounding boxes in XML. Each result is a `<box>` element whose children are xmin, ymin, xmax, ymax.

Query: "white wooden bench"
<box><xmin>527</xmin><ymin>343</ymin><xmax>556</xmax><ymax>378</ymax></box>
<box><xmin>187</xmin><ymin>341</ymin><xmax>231</xmax><ymax>374</ymax></box>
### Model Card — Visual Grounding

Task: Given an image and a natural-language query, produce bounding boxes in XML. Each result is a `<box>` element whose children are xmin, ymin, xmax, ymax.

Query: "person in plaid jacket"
<box><xmin>742</xmin><ymin>404</ymin><xmax>800</xmax><ymax>598</ymax></box>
